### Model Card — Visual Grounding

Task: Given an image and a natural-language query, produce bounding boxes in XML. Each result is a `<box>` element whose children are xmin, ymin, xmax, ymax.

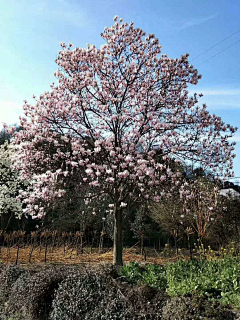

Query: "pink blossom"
<box><xmin>120</xmin><ymin>202</ymin><xmax>127</xmax><ymax>208</ymax></box>
<box><xmin>94</xmin><ymin>146</ymin><xmax>101</xmax><ymax>153</ymax></box>
<box><xmin>85</xmin><ymin>168</ymin><xmax>93</xmax><ymax>175</ymax></box>
<box><xmin>9</xmin><ymin>16</ymin><xmax>237</xmax><ymax>265</ymax></box>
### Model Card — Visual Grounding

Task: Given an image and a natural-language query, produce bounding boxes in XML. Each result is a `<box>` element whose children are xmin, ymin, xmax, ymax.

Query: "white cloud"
<box><xmin>160</xmin><ymin>13</ymin><xmax>219</xmax><ymax>33</ymax></box>
<box><xmin>178</xmin><ymin>13</ymin><xmax>218</xmax><ymax>30</ymax></box>
<box><xmin>188</xmin><ymin>88</ymin><xmax>240</xmax><ymax>96</ymax></box>
<box><xmin>188</xmin><ymin>87</ymin><xmax>240</xmax><ymax>110</ymax></box>
<box><xmin>204</xmin><ymin>103</ymin><xmax>240</xmax><ymax>110</ymax></box>
<box><xmin>197</xmin><ymin>89</ymin><xmax>240</xmax><ymax>96</ymax></box>
<box><xmin>229</xmin><ymin>136</ymin><xmax>240</xmax><ymax>142</ymax></box>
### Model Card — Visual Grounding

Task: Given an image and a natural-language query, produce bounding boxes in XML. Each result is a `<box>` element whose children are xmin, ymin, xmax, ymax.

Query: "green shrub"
<box><xmin>120</xmin><ymin>261</ymin><xmax>145</xmax><ymax>283</ymax></box>
<box><xmin>142</xmin><ymin>264</ymin><xmax>167</xmax><ymax>289</ymax></box>
<box><xmin>166</xmin><ymin>257</ymin><xmax>240</xmax><ymax>302</ymax></box>
<box><xmin>120</xmin><ymin>258</ymin><xmax>240</xmax><ymax>309</ymax></box>
<box><xmin>121</xmin><ymin>262</ymin><xmax>167</xmax><ymax>289</ymax></box>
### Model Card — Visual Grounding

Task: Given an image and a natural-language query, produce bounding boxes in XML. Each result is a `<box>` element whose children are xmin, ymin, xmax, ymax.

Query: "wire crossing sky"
<box><xmin>0</xmin><ymin>0</ymin><xmax>239</xmax><ymax>176</ymax></box>
<box><xmin>197</xmin><ymin>38</ymin><xmax>240</xmax><ymax>66</ymax></box>
<box><xmin>191</xmin><ymin>28</ymin><xmax>240</xmax><ymax>61</ymax></box>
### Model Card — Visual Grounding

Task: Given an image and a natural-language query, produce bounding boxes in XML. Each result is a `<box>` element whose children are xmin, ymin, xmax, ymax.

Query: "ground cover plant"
<box><xmin>120</xmin><ymin>257</ymin><xmax>240</xmax><ymax>310</ymax></box>
<box><xmin>0</xmin><ymin>261</ymin><xmax>238</xmax><ymax>320</ymax></box>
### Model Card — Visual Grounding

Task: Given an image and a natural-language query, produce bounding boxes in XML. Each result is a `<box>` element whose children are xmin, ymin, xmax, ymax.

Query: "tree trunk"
<box><xmin>113</xmin><ymin>207</ymin><xmax>123</xmax><ymax>266</ymax></box>
<box><xmin>174</xmin><ymin>236</ymin><xmax>178</xmax><ymax>256</ymax></box>
<box><xmin>188</xmin><ymin>235</ymin><xmax>193</xmax><ymax>260</ymax></box>
<box><xmin>140</xmin><ymin>236</ymin><xmax>143</xmax><ymax>256</ymax></box>
<box><xmin>3</xmin><ymin>211</ymin><xmax>14</xmax><ymax>232</ymax></box>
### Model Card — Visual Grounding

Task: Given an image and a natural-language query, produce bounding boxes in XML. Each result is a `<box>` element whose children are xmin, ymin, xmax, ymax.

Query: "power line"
<box><xmin>197</xmin><ymin>38</ymin><xmax>240</xmax><ymax>66</ymax></box>
<box><xmin>225</xmin><ymin>177</ymin><xmax>240</xmax><ymax>179</ymax></box>
<box><xmin>192</xmin><ymin>28</ymin><xmax>240</xmax><ymax>61</ymax></box>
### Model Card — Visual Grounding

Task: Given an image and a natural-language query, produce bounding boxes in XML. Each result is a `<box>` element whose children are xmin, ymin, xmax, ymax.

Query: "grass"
<box><xmin>120</xmin><ymin>257</ymin><xmax>240</xmax><ymax>309</ymax></box>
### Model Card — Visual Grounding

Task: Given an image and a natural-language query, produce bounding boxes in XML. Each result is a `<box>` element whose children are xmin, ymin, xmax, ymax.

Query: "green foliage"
<box><xmin>3</xmin><ymin>312</ymin><xmax>21</xmax><ymax>320</ymax></box>
<box><xmin>120</xmin><ymin>261</ymin><xmax>145</xmax><ymax>283</ymax></box>
<box><xmin>166</xmin><ymin>257</ymin><xmax>240</xmax><ymax>298</ymax></box>
<box><xmin>120</xmin><ymin>257</ymin><xmax>240</xmax><ymax>309</ymax></box>
<box><xmin>121</xmin><ymin>262</ymin><xmax>167</xmax><ymax>290</ymax></box>
<box><xmin>142</xmin><ymin>264</ymin><xmax>168</xmax><ymax>289</ymax></box>
<box><xmin>0</xmin><ymin>128</ymin><xmax>11</xmax><ymax>146</ymax></box>
<box><xmin>192</xmin><ymin>240</ymin><xmax>237</xmax><ymax>260</ymax></box>
<box><xmin>131</xmin><ymin>206</ymin><xmax>151</xmax><ymax>241</ymax></box>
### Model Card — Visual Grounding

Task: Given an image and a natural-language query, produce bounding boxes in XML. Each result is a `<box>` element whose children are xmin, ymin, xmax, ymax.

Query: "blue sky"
<box><xmin>0</xmin><ymin>0</ymin><xmax>240</xmax><ymax>179</ymax></box>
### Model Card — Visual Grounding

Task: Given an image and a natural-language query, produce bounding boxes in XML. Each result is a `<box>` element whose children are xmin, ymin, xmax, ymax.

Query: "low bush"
<box><xmin>50</xmin><ymin>270</ymin><xmax>132</xmax><ymax>320</ymax></box>
<box><xmin>161</xmin><ymin>295</ymin><xmax>235</xmax><ymax>320</ymax></box>
<box><xmin>50</xmin><ymin>266</ymin><xmax>169</xmax><ymax>320</ymax></box>
<box><xmin>6</xmin><ymin>265</ymin><xmax>83</xmax><ymax>320</ymax></box>
<box><xmin>0</xmin><ymin>264</ymin><xmax>27</xmax><ymax>315</ymax></box>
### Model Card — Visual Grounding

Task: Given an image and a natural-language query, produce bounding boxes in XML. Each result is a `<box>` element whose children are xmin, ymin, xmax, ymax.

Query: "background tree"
<box><xmin>0</xmin><ymin>143</ymin><xmax>28</xmax><ymax>231</ymax></box>
<box><xmin>131</xmin><ymin>205</ymin><xmax>152</xmax><ymax>255</ymax></box>
<box><xmin>0</xmin><ymin>125</ymin><xmax>22</xmax><ymax>146</ymax></box>
<box><xmin>149</xmin><ymin>190</ymin><xmax>187</xmax><ymax>254</ymax></box>
<box><xmin>209</xmin><ymin>194</ymin><xmax>240</xmax><ymax>248</ymax></box>
<box><xmin>0</xmin><ymin>129</ymin><xmax>11</xmax><ymax>145</ymax></box>
<box><xmin>11</xmin><ymin>16</ymin><xmax>237</xmax><ymax>265</ymax></box>
<box><xmin>182</xmin><ymin>176</ymin><xmax>221</xmax><ymax>245</ymax></box>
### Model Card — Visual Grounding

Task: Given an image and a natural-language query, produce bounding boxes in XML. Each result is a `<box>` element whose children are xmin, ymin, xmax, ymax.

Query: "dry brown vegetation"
<box><xmin>0</xmin><ymin>245</ymin><xmax>184</xmax><ymax>266</ymax></box>
<box><xmin>0</xmin><ymin>229</ymin><xmax>187</xmax><ymax>266</ymax></box>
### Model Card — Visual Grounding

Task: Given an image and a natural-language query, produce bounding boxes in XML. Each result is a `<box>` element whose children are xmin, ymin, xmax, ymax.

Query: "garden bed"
<box><xmin>0</xmin><ymin>257</ymin><xmax>239</xmax><ymax>319</ymax></box>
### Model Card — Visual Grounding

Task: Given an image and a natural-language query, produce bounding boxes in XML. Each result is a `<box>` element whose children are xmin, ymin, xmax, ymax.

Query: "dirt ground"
<box><xmin>0</xmin><ymin>245</ymin><xmax>184</xmax><ymax>266</ymax></box>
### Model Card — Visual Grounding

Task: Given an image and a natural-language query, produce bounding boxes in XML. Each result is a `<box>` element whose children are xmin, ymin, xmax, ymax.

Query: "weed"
<box><xmin>120</xmin><ymin>257</ymin><xmax>240</xmax><ymax>309</ymax></box>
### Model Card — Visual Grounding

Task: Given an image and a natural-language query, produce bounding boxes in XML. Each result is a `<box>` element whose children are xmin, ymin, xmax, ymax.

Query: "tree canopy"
<box><xmin>10</xmin><ymin>16</ymin><xmax>237</xmax><ymax>264</ymax></box>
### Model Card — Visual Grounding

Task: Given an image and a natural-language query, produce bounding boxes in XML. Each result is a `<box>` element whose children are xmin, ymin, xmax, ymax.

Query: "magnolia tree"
<box><xmin>9</xmin><ymin>16</ymin><xmax>237</xmax><ymax>265</ymax></box>
<box><xmin>182</xmin><ymin>177</ymin><xmax>226</xmax><ymax>243</ymax></box>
